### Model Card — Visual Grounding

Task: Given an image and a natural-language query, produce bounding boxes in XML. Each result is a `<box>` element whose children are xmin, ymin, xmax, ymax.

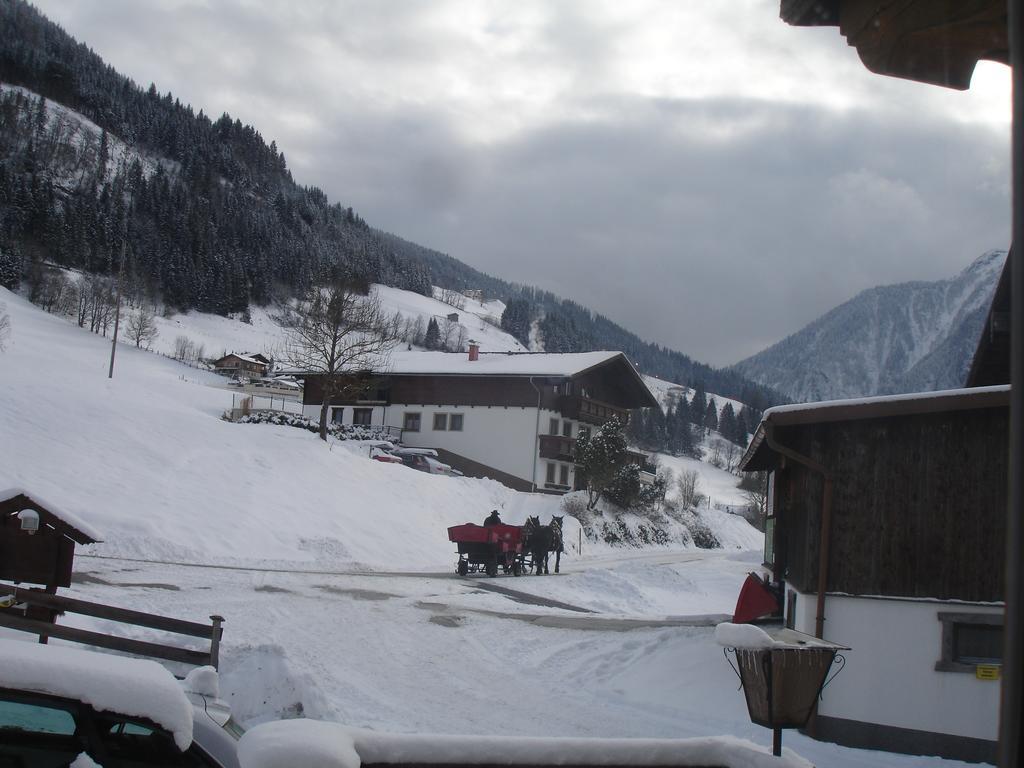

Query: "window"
<box><xmin>353</xmin><ymin>408</ymin><xmax>372</xmax><ymax>426</ymax></box>
<box><xmin>549</xmin><ymin>418</ymin><xmax>559</xmax><ymax>435</ymax></box>
<box><xmin>403</xmin><ymin>412</ymin><xmax>421</xmax><ymax>432</ymax></box>
<box><xmin>546</xmin><ymin>463</ymin><xmax>556</xmax><ymax>483</ymax></box>
<box><xmin>936</xmin><ymin>613</ymin><xmax>1003</xmax><ymax>672</ymax></box>
<box><xmin>331</xmin><ymin>407</ymin><xmax>344</xmax><ymax>425</ymax></box>
<box><xmin>433</xmin><ymin>413</ymin><xmax>448</xmax><ymax>431</ymax></box>
<box><xmin>559</xmin><ymin>464</ymin><xmax>569</xmax><ymax>486</ymax></box>
<box><xmin>562</xmin><ymin>421</ymin><xmax>572</xmax><ymax>437</ymax></box>
<box><xmin>0</xmin><ymin>697</ymin><xmax>77</xmax><ymax>735</ymax></box>
<box><xmin>449</xmin><ymin>414</ymin><xmax>464</xmax><ymax>431</ymax></box>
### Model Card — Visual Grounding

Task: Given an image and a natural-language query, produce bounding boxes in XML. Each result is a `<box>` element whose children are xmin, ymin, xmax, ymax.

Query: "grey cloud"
<box><xmin>33</xmin><ymin>1</ymin><xmax>1011</xmax><ymax>368</ymax></box>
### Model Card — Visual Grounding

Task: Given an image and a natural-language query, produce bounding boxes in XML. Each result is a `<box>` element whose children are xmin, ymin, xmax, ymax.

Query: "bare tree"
<box><xmin>173</xmin><ymin>335</ymin><xmax>195</xmax><ymax>362</ymax></box>
<box><xmin>438</xmin><ymin>288</ymin><xmax>466</xmax><ymax>310</ymax></box>
<box><xmin>126</xmin><ymin>306</ymin><xmax>159</xmax><ymax>349</ymax></box>
<box><xmin>439</xmin><ymin>316</ymin><xmax>463</xmax><ymax>351</ymax></box>
<box><xmin>676</xmin><ymin>468</ymin><xmax>701</xmax><ymax>509</ymax></box>
<box><xmin>739</xmin><ymin>471</ymin><xmax>769</xmax><ymax>528</ymax></box>
<box><xmin>282</xmin><ymin>281</ymin><xmax>401</xmax><ymax>441</ymax></box>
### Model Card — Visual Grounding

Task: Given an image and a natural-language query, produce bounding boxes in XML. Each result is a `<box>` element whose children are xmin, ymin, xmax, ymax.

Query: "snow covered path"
<box><xmin>48</xmin><ymin>553</ymin><xmax>981</xmax><ymax>768</ymax></box>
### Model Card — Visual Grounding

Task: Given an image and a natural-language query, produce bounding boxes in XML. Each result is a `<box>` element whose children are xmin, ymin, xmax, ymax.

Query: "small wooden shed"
<box><xmin>0</xmin><ymin>488</ymin><xmax>101</xmax><ymax>591</ymax></box>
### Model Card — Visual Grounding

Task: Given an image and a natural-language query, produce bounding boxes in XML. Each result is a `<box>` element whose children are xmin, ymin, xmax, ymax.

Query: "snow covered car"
<box><xmin>0</xmin><ymin>638</ymin><xmax>242</xmax><ymax>768</ymax></box>
<box><xmin>400</xmin><ymin>453</ymin><xmax>461</xmax><ymax>476</ymax></box>
<box><xmin>389</xmin><ymin>447</ymin><xmax>462</xmax><ymax>476</ymax></box>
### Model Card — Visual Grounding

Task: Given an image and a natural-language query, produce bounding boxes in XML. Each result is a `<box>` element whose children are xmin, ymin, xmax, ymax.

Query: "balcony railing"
<box><xmin>557</xmin><ymin>395</ymin><xmax>630</xmax><ymax>427</ymax></box>
<box><xmin>539</xmin><ymin>434</ymin><xmax>576</xmax><ymax>462</ymax></box>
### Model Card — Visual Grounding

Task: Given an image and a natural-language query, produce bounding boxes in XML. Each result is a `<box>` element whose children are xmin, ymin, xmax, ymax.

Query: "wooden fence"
<box><xmin>0</xmin><ymin>582</ymin><xmax>224</xmax><ymax>669</ymax></box>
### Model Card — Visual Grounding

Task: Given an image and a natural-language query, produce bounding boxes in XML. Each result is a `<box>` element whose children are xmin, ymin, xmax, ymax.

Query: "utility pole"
<box><xmin>108</xmin><ymin>236</ymin><xmax>126</xmax><ymax>379</ymax></box>
<box><xmin>108</xmin><ymin>150</ymin><xmax>132</xmax><ymax>380</ymax></box>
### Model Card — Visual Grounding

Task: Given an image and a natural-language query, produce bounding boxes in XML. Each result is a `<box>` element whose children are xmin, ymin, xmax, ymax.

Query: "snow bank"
<box><xmin>0</xmin><ymin>289</ymin><xmax>550</xmax><ymax>567</ymax></box>
<box><xmin>0</xmin><ymin>637</ymin><xmax>193</xmax><ymax>750</ymax></box>
<box><xmin>239</xmin><ymin>721</ymin><xmax>812</xmax><ymax>768</ymax></box>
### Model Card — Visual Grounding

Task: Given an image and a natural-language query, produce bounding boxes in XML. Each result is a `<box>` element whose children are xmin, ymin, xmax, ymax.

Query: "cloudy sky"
<box><xmin>33</xmin><ymin>0</ymin><xmax>1011</xmax><ymax>366</ymax></box>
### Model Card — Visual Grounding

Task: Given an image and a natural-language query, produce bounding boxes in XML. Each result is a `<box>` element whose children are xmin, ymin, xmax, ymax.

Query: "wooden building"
<box><xmin>0</xmin><ymin>488</ymin><xmax>101</xmax><ymax>591</ymax></box>
<box><xmin>741</xmin><ymin>386</ymin><xmax>1009</xmax><ymax>762</ymax></box>
<box><xmin>772</xmin><ymin>2</ymin><xmax>1021</xmax><ymax>764</ymax></box>
<box><xmin>300</xmin><ymin>350</ymin><xmax>658</xmax><ymax>492</ymax></box>
<box><xmin>212</xmin><ymin>352</ymin><xmax>270</xmax><ymax>379</ymax></box>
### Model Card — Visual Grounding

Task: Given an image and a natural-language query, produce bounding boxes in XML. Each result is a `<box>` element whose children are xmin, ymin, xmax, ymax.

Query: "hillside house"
<box><xmin>213</xmin><ymin>352</ymin><xmax>270</xmax><ymax>379</ymax></box>
<box><xmin>741</xmin><ymin>385</ymin><xmax>1009</xmax><ymax>762</ymax></box>
<box><xmin>300</xmin><ymin>347</ymin><xmax>658</xmax><ymax>492</ymax></box>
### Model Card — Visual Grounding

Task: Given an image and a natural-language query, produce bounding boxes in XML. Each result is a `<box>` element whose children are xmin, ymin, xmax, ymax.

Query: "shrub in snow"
<box><xmin>236</xmin><ymin>411</ymin><xmax>394</xmax><ymax>442</ymax></box>
<box><xmin>681</xmin><ymin>508</ymin><xmax>720</xmax><ymax>549</ymax></box>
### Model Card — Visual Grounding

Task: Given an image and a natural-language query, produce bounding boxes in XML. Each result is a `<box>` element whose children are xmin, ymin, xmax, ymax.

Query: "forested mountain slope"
<box><xmin>0</xmin><ymin>0</ymin><xmax>778</xmax><ymax>409</ymax></box>
<box><xmin>732</xmin><ymin>249</ymin><xmax>1005</xmax><ymax>402</ymax></box>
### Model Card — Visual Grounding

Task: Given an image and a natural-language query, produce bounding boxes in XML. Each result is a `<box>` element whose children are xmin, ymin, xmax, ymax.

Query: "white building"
<box><xmin>300</xmin><ymin>346</ymin><xmax>658</xmax><ymax>492</ymax></box>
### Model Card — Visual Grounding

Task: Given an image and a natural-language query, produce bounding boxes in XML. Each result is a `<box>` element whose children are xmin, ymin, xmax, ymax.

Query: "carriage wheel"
<box><xmin>457</xmin><ymin>559</ymin><xmax>469</xmax><ymax>576</ymax></box>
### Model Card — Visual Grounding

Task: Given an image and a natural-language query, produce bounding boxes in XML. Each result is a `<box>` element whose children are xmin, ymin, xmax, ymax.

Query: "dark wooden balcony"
<box><xmin>557</xmin><ymin>395</ymin><xmax>631</xmax><ymax>427</ymax></box>
<box><xmin>539</xmin><ymin>434</ymin><xmax>576</xmax><ymax>462</ymax></box>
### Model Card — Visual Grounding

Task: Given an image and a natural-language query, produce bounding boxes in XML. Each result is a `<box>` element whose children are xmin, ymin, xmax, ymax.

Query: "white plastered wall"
<box><xmin>385</xmin><ymin>403</ymin><xmax>542</xmax><ymax>483</ymax></box>
<box><xmin>788</xmin><ymin>588</ymin><xmax>1001</xmax><ymax>741</ymax></box>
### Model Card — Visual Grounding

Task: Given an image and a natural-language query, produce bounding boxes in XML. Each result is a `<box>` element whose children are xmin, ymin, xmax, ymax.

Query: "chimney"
<box><xmin>468</xmin><ymin>342</ymin><xmax>480</xmax><ymax>362</ymax></box>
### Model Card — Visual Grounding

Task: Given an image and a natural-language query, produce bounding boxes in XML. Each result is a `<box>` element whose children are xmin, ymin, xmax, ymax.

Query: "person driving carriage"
<box><xmin>483</xmin><ymin>509</ymin><xmax>501</xmax><ymax>527</ymax></box>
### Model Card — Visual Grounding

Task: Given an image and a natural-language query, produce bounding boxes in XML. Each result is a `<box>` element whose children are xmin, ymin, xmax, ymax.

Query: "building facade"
<box><xmin>300</xmin><ymin>349</ymin><xmax>658</xmax><ymax>493</ymax></box>
<box><xmin>741</xmin><ymin>386</ymin><xmax>1009</xmax><ymax>763</ymax></box>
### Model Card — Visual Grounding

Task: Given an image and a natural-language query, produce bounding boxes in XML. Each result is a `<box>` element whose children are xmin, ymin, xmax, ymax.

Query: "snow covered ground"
<box><xmin>0</xmin><ymin>289</ymin><xmax>983</xmax><ymax>767</ymax></box>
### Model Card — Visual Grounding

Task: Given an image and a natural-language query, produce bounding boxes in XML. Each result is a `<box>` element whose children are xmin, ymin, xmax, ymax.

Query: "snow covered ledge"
<box><xmin>238</xmin><ymin>720</ymin><xmax>812</xmax><ymax>768</ymax></box>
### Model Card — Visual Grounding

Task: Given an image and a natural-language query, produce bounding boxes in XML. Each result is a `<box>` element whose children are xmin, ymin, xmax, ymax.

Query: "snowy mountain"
<box><xmin>731</xmin><ymin>250</ymin><xmax>1006</xmax><ymax>402</ymax></box>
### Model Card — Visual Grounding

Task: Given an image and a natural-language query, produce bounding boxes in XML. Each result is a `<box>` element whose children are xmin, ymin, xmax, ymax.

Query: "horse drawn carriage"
<box><xmin>447</xmin><ymin>523</ymin><xmax>524</xmax><ymax>577</ymax></box>
<box><xmin>447</xmin><ymin>516</ymin><xmax>563</xmax><ymax>577</ymax></box>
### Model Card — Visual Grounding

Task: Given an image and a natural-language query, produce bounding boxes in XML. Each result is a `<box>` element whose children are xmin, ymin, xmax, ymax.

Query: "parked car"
<box><xmin>400</xmin><ymin>453</ymin><xmax>461</xmax><ymax>476</ymax></box>
<box><xmin>0</xmin><ymin>637</ymin><xmax>243</xmax><ymax>768</ymax></box>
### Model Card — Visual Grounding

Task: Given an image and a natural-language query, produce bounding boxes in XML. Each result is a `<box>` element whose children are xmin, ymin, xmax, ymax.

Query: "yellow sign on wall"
<box><xmin>976</xmin><ymin>665</ymin><xmax>1001</xmax><ymax>681</ymax></box>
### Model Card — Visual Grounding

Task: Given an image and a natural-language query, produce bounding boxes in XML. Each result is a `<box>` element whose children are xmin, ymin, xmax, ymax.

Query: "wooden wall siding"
<box><xmin>302</xmin><ymin>375</ymin><xmax>388</xmax><ymax>406</ymax></box>
<box><xmin>387</xmin><ymin>376</ymin><xmax>548</xmax><ymax>407</ymax></box>
<box><xmin>574</xmin><ymin>362</ymin><xmax>646</xmax><ymax>408</ymax></box>
<box><xmin>777</xmin><ymin>407</ymin><xmax>1007</xmax><ymax>601</ymax></box>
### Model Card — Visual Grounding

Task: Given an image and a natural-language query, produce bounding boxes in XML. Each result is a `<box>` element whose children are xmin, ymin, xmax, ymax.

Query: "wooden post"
<box><xmin>209</xmin><ymin>614</ymin><xmax>224</xmax><ymax>670</ymax></box>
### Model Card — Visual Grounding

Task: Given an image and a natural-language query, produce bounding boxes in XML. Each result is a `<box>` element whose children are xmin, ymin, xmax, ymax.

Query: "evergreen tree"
<box><xmin>575</xmin><ymin>417</ymin><xmax>628</xmax><ymax>510</ymax></box>
<box><xmin>690</xmin><ymin>383</ymin><xmax>707</xmax><ymax>427</ymax></box>
<box><xmin>719</xmin><ymin>401</ymin><xmax>737</xmax><ymax>443</ymax></box>
<box><xmin>423</xmin><ymin>317</ymin><xmax>440</xmax><ymax>350</ymax></box>
<box><xmin>500</xmin><ymin>298</ymin><xmax>532</xmax><ymax>346</ymax></box>
<box><xmin>704</xmin><ymin>399</ymin><xmax>719</xmax><ymax>434</ymax></box>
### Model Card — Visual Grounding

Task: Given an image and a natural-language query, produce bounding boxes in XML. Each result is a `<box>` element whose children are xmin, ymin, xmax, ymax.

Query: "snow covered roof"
<box><xmin>0</xmin><ymin>487</ymin><xmax>103</xmax><ymax>543</ymax></box>
<box><xmin>384</xmin><ymin>350</ymin><xmax>624</xmax><ymax>377</ymax></box>
<box><xmin>215</xmin><ymin>352</ymin><xmax>267</xmax><ymax>366</ymax></box>
<box><xmin>238</xmin><ymin>720</ymin><xmax>812</xmax><ymax>768</ymax></box>
<box><xmin>0</xmin><ymin>638</ymin><xmax>193</xmax><ymax>750</ymax></box>
<box><xmin>741</xmin><ymin>385</ymin><xmax>1011</xmax><ymax>471</ymax></box>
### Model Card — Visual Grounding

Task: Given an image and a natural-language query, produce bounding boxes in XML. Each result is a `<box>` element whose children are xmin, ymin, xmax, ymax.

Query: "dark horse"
<box><xmin>521</xmin><ymin>515</ymin><xmax>564</xmax><ymax>575</ymax></box>
<box><xmin>549</xmin><ymin>515</ymin><xmax>564</xmax><ymax>574</ymax></box>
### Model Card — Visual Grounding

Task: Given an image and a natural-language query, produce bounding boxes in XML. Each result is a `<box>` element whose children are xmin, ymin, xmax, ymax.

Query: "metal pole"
<box><xmin>107</xmin><ymin>210</ymin><xmax>128</xmax><ymax>379</ymax></box>
<box><xmin>772</xmin><ymin>728</ymin><xmax>782</xmax><ymax>758</ymax></box>
<box><xmin>999</xmin><ymin>3</ymin><xmax>1023</xmax><ymax>764</ymax></box>
<box><xmin>209</xmin><ymin>614</ymin><xmax>224</xmax><ymax>670</ymax></box>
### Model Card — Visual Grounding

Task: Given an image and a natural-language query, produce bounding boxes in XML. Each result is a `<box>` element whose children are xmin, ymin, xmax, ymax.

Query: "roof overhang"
<box><xmin>780</xmin><ymin>0</ymin><xmax>1008</xmax><ymax>90</ymax></box>
<box><xmin>740</xmin><ymin>384</ymin><xmax>1011</xmax><ymax>471</ymax></box>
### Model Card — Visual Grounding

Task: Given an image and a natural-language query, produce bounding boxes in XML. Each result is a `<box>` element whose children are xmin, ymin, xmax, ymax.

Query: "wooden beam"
<box><xmin>0</xmin><ymin>612</ymin><xmax>212</xmax><ymax>667</ymax></box>
<box><xmin>0</xmin><ymin>583</ymin><xmax>219</xmax><ymax>639</ymax></box>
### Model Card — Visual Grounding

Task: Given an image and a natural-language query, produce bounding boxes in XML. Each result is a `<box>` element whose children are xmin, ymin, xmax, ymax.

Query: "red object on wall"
<box><xmin>733</xmin><ymin>572</ymin><xmax>780</xmax><ymax>623</ymax></box>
